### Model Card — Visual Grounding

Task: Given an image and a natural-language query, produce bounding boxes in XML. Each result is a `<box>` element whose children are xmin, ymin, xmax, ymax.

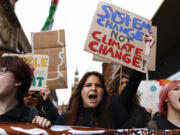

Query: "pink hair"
<box><xmin>158</xmin><ymin>80</ymin><xmax>180</xmax><ymax>115</ymax></box>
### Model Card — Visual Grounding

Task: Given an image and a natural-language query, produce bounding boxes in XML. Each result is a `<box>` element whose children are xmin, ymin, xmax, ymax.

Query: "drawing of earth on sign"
<box><xmin>138</xmin><ymin>80</ymin><xmax>162</xmax><ymax>113</ymax></box>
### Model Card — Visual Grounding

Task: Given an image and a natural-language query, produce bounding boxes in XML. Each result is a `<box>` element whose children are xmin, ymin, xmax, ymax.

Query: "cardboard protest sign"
<box><xmin>84</xmin><ymin>1</ymin><xmax>154</xmax><ymax>73</ymax></box>
<box><xmin>138</xmin><ymin>80</ymin><xmax>170</xmax><ymax>113</ymax></box>
<box><xmin>3</xmin><ymin>53</ymin><xmax>49</xmax><ymax>91</ymax></box>
<box><xmin>92</xmin><ymin>26</ymin><xmax>157</xmax><ymax>71</ymax></box>
<box><xmin>32</xmin><ymin>29</ymin><xmax>68</xmax><ymax>90</ymax></box>
<box><xmin>93</xmin><ymin>54</ymin><xmax>111</xmax><ymax>63</ymax></box>
<box><xmin>138</xmin><ymin>80</ymin><xmax>161</xmax><ymax>113</ymax></box>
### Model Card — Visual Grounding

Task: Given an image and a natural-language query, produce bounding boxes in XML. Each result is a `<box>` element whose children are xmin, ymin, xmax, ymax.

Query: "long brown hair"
<box><xmin>66</xmin><ymin>71</ymin><xmax>109</xmax><ymax>128</ymax></box>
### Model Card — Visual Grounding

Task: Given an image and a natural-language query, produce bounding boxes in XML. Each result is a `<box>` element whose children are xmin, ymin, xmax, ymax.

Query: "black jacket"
<box><xmin>147</xmin><ymin>114</ymin><xmax>180</xmax><ymax>129</ymax></box>
<box><xmin>120</xmin><ymin>104</ymin><xmax>150</xmax><ymax>128</ymax></box>
<box><xmin>0</xmin><ymin>102</ymin><xmax>38</xmax><ymax>122</ymax></box>
<box><xmin>109</xmin><ymin>70</ymin><xmax>145</xmax><ymax>129</ymax></box>
<box><xmin>55</xmin><ymin>107</ymin><xmax>97</xmax><ymax>127</ymax></box>
<box><xmin>41</xmin><ymin>99</ymin><xmax>59</xmax><ymax>123</ymax></box>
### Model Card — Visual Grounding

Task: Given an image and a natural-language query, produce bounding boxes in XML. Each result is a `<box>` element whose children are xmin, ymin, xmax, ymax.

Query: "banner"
<box><xmin>84</xmin><ymin>2</ymin><xmax>156</xmax><ymax>73</ymax></box>
<box><xmin>2</xmin><ymin>54</ymin><xmax>49</xmax><ymax>91</ymax></box>
<box><xmin>32</xmin><ymin>29</ymin><xmax>68</xmax><ymax>90</ymax></box>
<box><xmin>0</xmin><ymin>123</ymin><xmax>179</xmax><ymax>135</ymax></box>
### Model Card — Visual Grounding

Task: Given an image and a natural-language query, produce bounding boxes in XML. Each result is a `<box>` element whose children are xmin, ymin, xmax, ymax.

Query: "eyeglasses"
<box><xmin>0</xmin><ymin>67</ymin><xmax>8</xmax><ymax>75</ymax></box>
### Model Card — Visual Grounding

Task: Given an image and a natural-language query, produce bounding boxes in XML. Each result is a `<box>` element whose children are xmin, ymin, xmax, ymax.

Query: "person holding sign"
<box><xmin>33</xmin><ymin>70</ymin><xmax>145</xmax><ymax>129</ymax></box>
<box><xmin>24</xmin><ymin>87</ymin><xmax>59</xmax><ymax>123</ymax></box>
<box><xmin>33</xmin><ymin>71</ymin><xmax>109</xmax><ymax>128</ymax></box>
<box><xmin>52</xmin><ymin>69</ymin><xmax>142</xmax><ymax>129</ymax></box>
<box><xmin>0</xmin><ymin>56</ymin><xmax>38</xmax><ymax>122</ymax></box>
<box><xmin>147</xmin><ymin>80</ymin><xmax>180</xmax><ymax>129</ymax></box>
<box><xmin>39</xmin><ymin>86</ymin><xmax>59</xmax><ymax>123</ymax></box>
<box><xmin>108</xmin><ymin>33</ymin><xmax>154</xmax><ymax>129</ymax></box>
<box><xmin>52</xmin><ymin>70</ymin><xmax>144</xmax><ymax>129</ymax></box>
<box><xmin>107</xmin><ymin>73</ymin><xmax>150</xmax><ymax>128</ymax></box>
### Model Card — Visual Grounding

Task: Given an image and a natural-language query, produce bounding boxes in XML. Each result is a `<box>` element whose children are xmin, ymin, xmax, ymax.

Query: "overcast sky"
<box><xmin>15</xmin><ymin>0</ymin><xmax>163</xmax><ymax>105</ymax></box>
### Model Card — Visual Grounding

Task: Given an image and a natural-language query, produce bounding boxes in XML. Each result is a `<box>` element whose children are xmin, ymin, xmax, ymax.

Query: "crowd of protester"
<box><xmin>0</xmin><ymin>33</ymin><xmax>180</xmax><ymax>130</ymax></box>
<box><xmin>0</xmin><ymin>55</ymin><xmax>179</xmax><ymax>130</ymax></box>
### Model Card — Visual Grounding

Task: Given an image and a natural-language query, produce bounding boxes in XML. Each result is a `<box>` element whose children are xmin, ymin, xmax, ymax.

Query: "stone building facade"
<box><xmin>0</xmin><ymin>0</ymin><xmax>31</xmax><ymax>55</ymax></box>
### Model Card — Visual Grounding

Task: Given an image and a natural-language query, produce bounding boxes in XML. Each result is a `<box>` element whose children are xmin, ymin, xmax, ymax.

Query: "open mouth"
<box><xmin>89</xmin><ymin>94</ymin><xmax>97</xmax><ymax>99</ymax></box>
<box><xmin>179</xmin><ymin>98</ymin><xmax>180</xmax><ymax>102</ymax></box>
<box><xmin>27</xmin><ymin>101</ymin><xmax>33</xmax><ymax>106</ymax></box>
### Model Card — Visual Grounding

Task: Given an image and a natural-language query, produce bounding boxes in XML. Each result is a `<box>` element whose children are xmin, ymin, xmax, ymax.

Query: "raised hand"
<box><xmin>40</xmin><ymin>86</ymin><xmax>51</xmax><ymax>101</ymax></box>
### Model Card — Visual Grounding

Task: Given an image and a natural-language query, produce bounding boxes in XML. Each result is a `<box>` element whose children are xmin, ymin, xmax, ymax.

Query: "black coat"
<box><xmin>147</xmin><ymin>114</ymin><xmax>180</xmax><ymax>129</ymax></box>
<box><xmin>109</xmin><ymin>70</ymin><xmax>148</xmax><ymax>129</ymax></box>
<box><xmin>42</xmin><ymin>99</ymin><xmax>59</xmax><ymax>123</ymax></box>
<box><xmin>0</xmin><ymin>102</ymin><xmax>38</xmax><ymax>122</ymax></box>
